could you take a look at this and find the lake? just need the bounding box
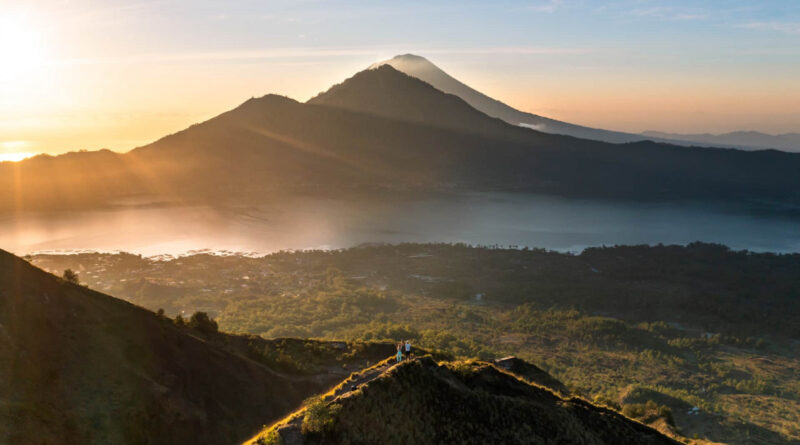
[2,193,799,256]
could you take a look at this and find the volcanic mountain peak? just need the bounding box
[371,54,663,144]
[368,53,444,76]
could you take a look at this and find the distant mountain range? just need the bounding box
[643,130,800,152]
[2,59,800,212]
[376,54,799,152]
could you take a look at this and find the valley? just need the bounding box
[30,243,800,444]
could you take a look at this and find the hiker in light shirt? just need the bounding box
[405,340,412,358]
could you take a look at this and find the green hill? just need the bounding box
[249,357,679,445]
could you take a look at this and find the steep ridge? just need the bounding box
[0,249,393,444]
[248,357,679,445]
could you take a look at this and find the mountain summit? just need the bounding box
[371,54,649,144]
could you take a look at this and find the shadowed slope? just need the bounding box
[0,249,392,444]
[494,356,570,396]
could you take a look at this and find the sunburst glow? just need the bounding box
[0,140,35,162]
[0,13,45,83]
[0,152,34,162]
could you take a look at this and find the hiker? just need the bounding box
[405,340,412,358]
[396,342,403,362]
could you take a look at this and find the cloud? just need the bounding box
[739,21,800,35]
[49,46,592,66]
[630,6,707,21]
[425,46,591,56]
[528,0,564,14]
[670,13,707,21]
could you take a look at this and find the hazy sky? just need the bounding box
[1,0,799,159]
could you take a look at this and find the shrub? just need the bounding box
[174,314,186,326]
[621,401,675,426]
[256,429,282,445]
[62,269,79,284]
[658,405,675,426]
[188,311,219,334]
[622,403,645,418]
[301,396,341,434]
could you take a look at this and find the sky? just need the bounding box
[1,0,799,159]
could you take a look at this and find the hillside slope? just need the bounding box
[0,249,393,444]
[250,357,679,445]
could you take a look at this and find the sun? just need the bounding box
[0,152,34,162]
[0,13,46,83]
[0,141,35,162]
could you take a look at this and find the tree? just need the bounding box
[188,311,219,334]
[62,269,79,284]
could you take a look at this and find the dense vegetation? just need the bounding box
[32,243,800,444]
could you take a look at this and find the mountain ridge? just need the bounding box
[643,130,800,152]
[249,356,681,445]
[3,62,800,211]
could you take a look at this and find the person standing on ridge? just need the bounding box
[396,342,403,363]
[405,340,412,358]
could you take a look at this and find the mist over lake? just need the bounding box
[3,193,798,256]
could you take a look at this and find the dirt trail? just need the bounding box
[323,357,400,401]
